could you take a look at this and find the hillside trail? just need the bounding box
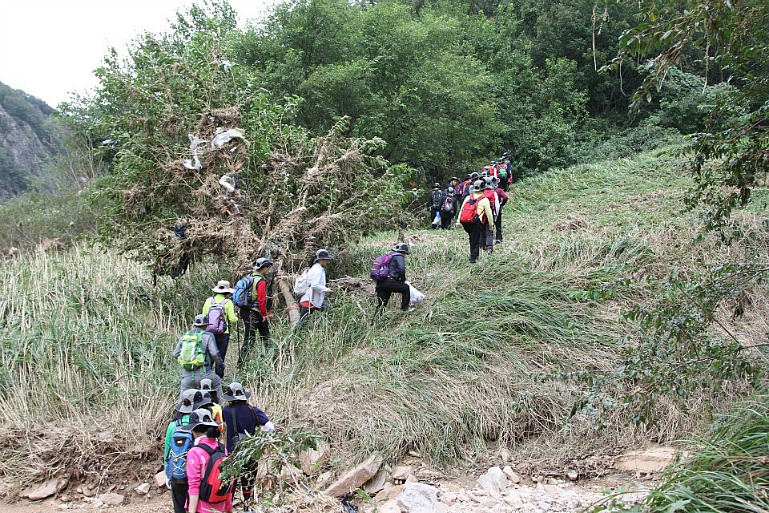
[3,452,662,513]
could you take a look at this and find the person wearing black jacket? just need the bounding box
[374,243,413,318]
[221,382,274,513]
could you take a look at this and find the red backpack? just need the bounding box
[459,196,482,224]
[197,443,234,503]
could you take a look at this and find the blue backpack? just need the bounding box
[232,275,254,307]
[167,420,194,480]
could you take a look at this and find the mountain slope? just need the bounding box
[0,81,60,198]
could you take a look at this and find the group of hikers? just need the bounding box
[427,155,514,263]
[160,153,515,511]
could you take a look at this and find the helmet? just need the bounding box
[432,182,440,189]
[473,179,484,190]
[393,242,410,255]
[253,257,273,269]
[315,249,333,260]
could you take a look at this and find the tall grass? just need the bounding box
[591,394,769,512]
[1,146,766,489]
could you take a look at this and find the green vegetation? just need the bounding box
[591,395,769,512]
[2,147,766,491]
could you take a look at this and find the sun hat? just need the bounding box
[314,249,333,261]
[473,179,484,191]
[199,378,213,392]
[212,280,234,294]
[176,389,198,414]
[222,382,252,402]
[432,182,440,189]
[252,257,273,270]
[184,408,221,432]
[393,242,410,255]
[192,390,214,410]
[193,314,210,327]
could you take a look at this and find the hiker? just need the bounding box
[456,179,494,263]
[221,382,274,511]
[298,249,333,327]
[492,177,509,244]
[482,178,500,253]
[238,258,272,366]
[202,280,239,379]
[428,183,445,228]
[184,409,233,513]
[174,314,223,401]
[441,186,456,229]
[164,389,196,513]
[193,386,223,430]
[374,242,412,317]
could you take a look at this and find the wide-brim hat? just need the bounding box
[193,390,214,410]
[176,389,198,414]
[314,249,333,261]
[222,382,252,401]
[212,280,234,294]
[193,314,211,327]
[184,408,221,432]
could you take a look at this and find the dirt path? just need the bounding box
[3,472,652,513]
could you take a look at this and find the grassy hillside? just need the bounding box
[1,146,767,491]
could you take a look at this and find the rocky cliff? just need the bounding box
[0,81,60,198]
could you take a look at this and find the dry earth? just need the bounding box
[4,448,672,513]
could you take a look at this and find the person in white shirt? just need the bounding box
[297,249,333,327]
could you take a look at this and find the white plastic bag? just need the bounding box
[432,210,441,226]
[408,282,426,306]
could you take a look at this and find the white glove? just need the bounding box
[262,421,275,433]
[165,478,172,490]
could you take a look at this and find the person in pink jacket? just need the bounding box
[185,409,233,513]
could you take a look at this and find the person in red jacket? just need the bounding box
[238,258,272,368]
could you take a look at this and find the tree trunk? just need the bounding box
[278,276,300,328]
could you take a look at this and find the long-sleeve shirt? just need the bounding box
[186,437,233,512]
[459,193,494,226]
[299,263,328,308]
[387,253,407,282]
[222,402,270,454]
[250,274,268,317]
[495,187,509,208]
[172,328,220,374]
[202,294,239,334]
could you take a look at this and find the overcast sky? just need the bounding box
[0,0,276,107]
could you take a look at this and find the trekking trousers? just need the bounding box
[213,333,230,378]
[374,278,411,316]
[239,307,269,366]
[462,219,484,262]
[170,478,188,513]
[494,206,503,242]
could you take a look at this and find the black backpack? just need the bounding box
[430,189,444,209]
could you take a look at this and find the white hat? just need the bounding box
[212,280,234,294]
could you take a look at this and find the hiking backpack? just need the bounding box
[177,331,205,370]
[232,275,255,307]
[205,298,228,335]
[430,189,444,209]
[442,195,455,213]
[459,196,481,225]
[198,443,235,503]
[293,268,310,296]
[168,423,194,480]
[370,252,395,282]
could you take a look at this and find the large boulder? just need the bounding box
[324,453,383,497]
[396,483,438,513]
[476,466,508,494]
